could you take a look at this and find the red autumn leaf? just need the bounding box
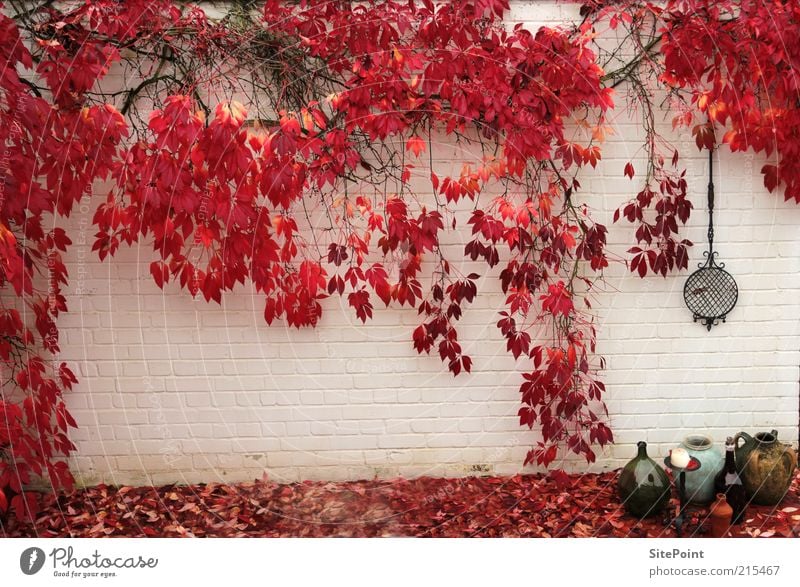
[150,261,169,289]
[298,260,326,297]
[762,164,779,193]
[405,135,426,157]
[540,282,574,317]
[623,162,635,179]
[347,289,373,323]
[327,243,348,266]
[691,123,715,151]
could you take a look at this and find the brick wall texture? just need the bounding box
[50,2,799,486]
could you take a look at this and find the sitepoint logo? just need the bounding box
[20,547,46,575]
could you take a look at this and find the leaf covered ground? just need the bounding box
[3,471,799,538]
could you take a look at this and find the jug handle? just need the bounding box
[782,446,798,472]
[734,431,753,451]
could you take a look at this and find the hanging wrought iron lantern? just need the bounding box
[683,146,738,331]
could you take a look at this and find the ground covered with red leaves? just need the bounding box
[3,471,799,538]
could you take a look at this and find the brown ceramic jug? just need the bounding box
[709,493,733,538]
[734,430,798,506]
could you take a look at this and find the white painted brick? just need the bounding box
[234,423,262,437]
[208,393,234,408]
[377,435,427,450]
[79,440,132,455]
[330,436,378,450]
[94,409,148,425]
[234,392,263,407]
[385,420,413,434]
[411,419,455,434]
[285,422,311,436]
[184,393,211,408]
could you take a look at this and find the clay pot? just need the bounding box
[618,441,671,518]
[709,493,733,538]
[734,430,798,505]
[681,434,724,504]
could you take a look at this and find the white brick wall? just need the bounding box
[51,1,800,486]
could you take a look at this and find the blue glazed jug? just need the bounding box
[681,434,724,504]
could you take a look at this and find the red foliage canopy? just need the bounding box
[1,0,799,519]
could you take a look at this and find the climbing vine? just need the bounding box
[2,0,799,519]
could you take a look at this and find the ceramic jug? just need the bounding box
[709,493,733,538]
[734,430,798,506]
[680,434,724,504]
[618,441,671,518]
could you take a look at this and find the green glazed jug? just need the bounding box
[618,441,671,518]
[734,430,798,506]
